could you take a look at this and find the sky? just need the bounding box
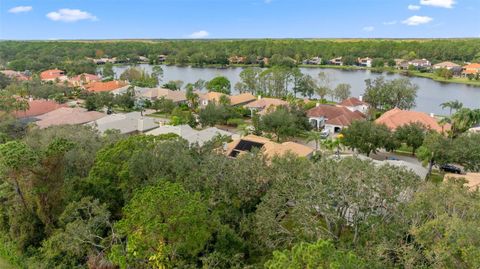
[0,0,479,40]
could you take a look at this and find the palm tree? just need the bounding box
[451,108,480,136]
[440,100,463,115]
[305,131,323,152]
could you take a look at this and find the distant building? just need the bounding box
[375,108,449,133]
[228,56,246,64]
[398,59,431,70]
[1,70,30,81]
[40,69,67,82]
[196,91,226,107]
[158,55,167,63]
[303,57,322,65]
[329,57,343,66]
[433,61,460,70]
[306,104,366,134]
[357,57,372,67]
[69,73,101,87]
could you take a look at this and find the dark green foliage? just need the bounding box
[341,121,395,156]
[206,76,231,94]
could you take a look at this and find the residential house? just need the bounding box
[462,63,480,77]
[137,87,188,103]
[329,57,343,66]
[158,55,167,63]
[92,57,117,65]
[69,73,101,87]
[13,99,67,119]
[375,108,449,132]
[197,91,226,107]
[146,124,238,146]
[88,111,158,134]
[398,59,431,70]
[1,70,29,81]
[469,125,480,133]
[433,61,461,70]
[138,56,149,63]
[225,135,313,159]
[228,56,246,64]
[35,107,105,129]
[85,80,130,95]
[306,104,366,134]
[303,57,322,65]
[40,69,67,82]
[229,92,257,106]
[245,96,288,116]
[357,57,372,67]
[444,173,480,191]
[338,97,369,114]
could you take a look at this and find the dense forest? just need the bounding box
[1,39,480,72]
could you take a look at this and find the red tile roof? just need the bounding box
[375,108,449,132]
[463,63,480,69]
[307,105,365,126]
[85,80,128,92]
[40,69,65,80]
[13,99,67,119]
[339,97,367,107]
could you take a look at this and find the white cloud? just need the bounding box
[188,30,209,38]
[408,5,421,10]
[402,15,433,26]
[46,9,97,22]
[420,0,455,8]
[8,6,32,14]
[383,21,397,25]
[362,26,375,32]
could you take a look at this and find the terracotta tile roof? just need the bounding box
[199,91,226,102]
[462,69,479,75]
[307,104,365,126]
[339,97,367,107]
[36,107,105,129]
[40,69,65,80]
[229,93,256,106]
[13,99,67,119]
[375,108,449,132]
[85,81,128,92]
[463,63,480,69]
[444,173,480,191]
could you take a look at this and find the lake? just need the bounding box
[112,64,480,115]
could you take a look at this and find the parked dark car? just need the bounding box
[440,164,462,174]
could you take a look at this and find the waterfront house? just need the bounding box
[433,61,461,70]
[398,59,431,70]
[357,57,372,67]
[303,57,322,65]
[228,56,246,64]
[329,57,343,66]
[462,63,480,77]
[306,104,365,134]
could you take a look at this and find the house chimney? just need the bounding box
[316,102,320,107]
[430,113,435,118]
[258,95,262,100]
[29,97,33,102]
[358,95,363,101]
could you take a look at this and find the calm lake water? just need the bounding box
[112,64,480,115]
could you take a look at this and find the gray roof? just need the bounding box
[146,124,237,146]
[89,112,158,134]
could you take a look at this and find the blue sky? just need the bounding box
[1,0,479,39]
